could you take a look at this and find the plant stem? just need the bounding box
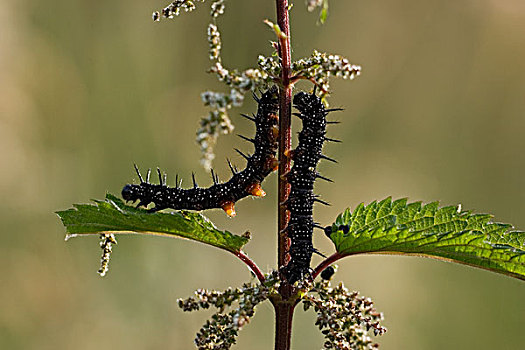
[275,0,294,349]
[276,0,292,279]
[272,297,296,350]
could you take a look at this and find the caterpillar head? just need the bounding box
[293,91,321,113]
[121,184,145,203]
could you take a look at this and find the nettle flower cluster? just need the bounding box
[304,279,386,350]
[178,272,279,349]
[98,233,117,277]
[178,271,385,350]
[154,0,359,170]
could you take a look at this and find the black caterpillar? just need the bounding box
[121,86,279,216]
[283,90,341,283]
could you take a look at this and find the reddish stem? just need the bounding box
[276,0,292,274]
[311,252,344,280]
[232,250,266,283]
[272,298,296,350]
[274,1,295,350]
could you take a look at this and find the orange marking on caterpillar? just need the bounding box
[264,156,279,172]
[270,126,280,142]
[221,201,236,217]
[247,183,266,197]
[284,149,295,160]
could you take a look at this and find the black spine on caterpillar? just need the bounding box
[284,90,335,283]
[121,86,279,217]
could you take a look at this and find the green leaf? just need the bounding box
[56,193,249,253]
[328,197,525,280]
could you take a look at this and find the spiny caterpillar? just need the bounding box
[283,90,341,283]
[122,86,279,217]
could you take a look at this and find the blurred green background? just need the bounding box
[1,0,524,349]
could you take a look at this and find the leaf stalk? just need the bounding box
[232,250,266,283]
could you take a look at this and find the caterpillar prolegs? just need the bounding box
[121,86,279,216]
[283,90,341,283]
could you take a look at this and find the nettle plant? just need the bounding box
[57,1,525,349]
